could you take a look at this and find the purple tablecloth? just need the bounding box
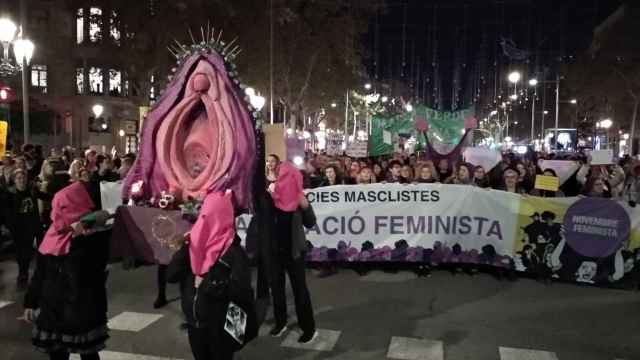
[110,206,193,265]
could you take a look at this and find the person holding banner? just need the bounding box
[583,176,612,198]
[473,166,490,188]
[415,164,439,183]
[261,162,318,344]
[319,165,345,187]
[500,167,527,194]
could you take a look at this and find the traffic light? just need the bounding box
[0,86,14,102]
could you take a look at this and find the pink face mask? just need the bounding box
[189,191,235,276]
[271,162,303,212]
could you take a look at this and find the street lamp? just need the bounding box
[92,104,104,118]
[0,17,35,144]
[381,96,388,103]
[364,83,372,90]
[600,118,612,129]
[570,99,577,104]
[244,87,256,97]
[250,94,266,111]
[508,71,521,84]
[118,129,125,137]
[330,102,337,108]
[405,103,413,112]
[528,78,538,86]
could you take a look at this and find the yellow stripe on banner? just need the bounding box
[0,121,8,158]
[514,196,570,253]
[628,229,640,251]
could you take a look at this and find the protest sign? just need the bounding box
[538,160,580,185]
[0,121,7,158]
[535,175,560,192]
[346,140,368,158]
[463,147,502,172]
[591,150,614,165]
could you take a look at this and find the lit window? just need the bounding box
[149,74,156,100]
[109,69,122,96]
[109,10,120,45]
[31,65,47,93]
[89,67,103,94]
[76,8,84,44]
[89,7,102,42]
[76,68,84,94]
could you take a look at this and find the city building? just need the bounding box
[0,0,145,153]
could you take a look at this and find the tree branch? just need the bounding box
[294,50,320,106]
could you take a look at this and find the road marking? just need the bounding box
[499,347,559,360]
[0,300,14,309]
[387,336,444,360]
[71,351,182,360]
[359,271,418,283]
[108,312,164,332]
[281,328,341,351]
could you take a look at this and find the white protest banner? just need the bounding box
[591,150,614,165]
[100,181,124,214]
[346,140,368,158]
[234,183,640,285]
[383,130,392,145]
[538,160,580,185]
[237,184,520,260]
[463,147,502,172]
[325,134,343,156]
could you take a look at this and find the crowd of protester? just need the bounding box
[2,143,640,287]
[0,144,135,289]
[291,149,640,279]
[297,150,640,202]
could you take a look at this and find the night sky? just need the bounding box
[365,0,623,111]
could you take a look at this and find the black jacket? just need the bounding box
[24,231,110,336]
[167,237,257,346]
[5,186,41,237]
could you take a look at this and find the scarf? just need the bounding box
[189,191,235,276]
[271,162,303,212]
[39,181,95,256]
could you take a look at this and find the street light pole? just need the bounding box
[531,86,536,142]
[20,0,30,145]
[269,0,274,125]
[344,90,349,136]
[554,75,560,150]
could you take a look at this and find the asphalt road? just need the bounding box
[0,259,639,360]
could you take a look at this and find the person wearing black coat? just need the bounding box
[255,189,318,343]
[167,235,256,360]
[6,169,41,289]
[21,180,109,360]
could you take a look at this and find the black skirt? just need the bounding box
[26,231,111,354]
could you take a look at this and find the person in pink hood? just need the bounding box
[256,160,318,344]
[21,178,110,360]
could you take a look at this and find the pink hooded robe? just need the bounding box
[271,162,303,212]
[39,182,95,256]
[189,191,235,276]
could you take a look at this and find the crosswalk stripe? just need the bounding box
[0,300,14,309]
[107,312,164,332]
[387,336,444,360]
[71,350,183,360]
[281,328,342,352]
[499,347,559,360]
